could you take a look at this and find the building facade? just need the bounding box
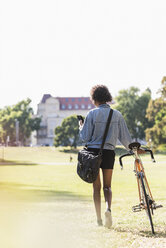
[36,94,94,146]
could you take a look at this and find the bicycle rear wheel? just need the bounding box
[139,172,155,234]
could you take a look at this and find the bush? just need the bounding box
[156,144,166,154]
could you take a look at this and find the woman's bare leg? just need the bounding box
[93,171,102,223]
[102,169,113,228]
[102,169,113,210]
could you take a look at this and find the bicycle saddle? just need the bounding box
[128,142,141,150]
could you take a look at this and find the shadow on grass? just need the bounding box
[139,230,166,238]
[155,150,166,155]
[114,226,166,238]
[61,147,166,156]
[60,148,79,154]
[115,147,127,156]
[115,146,166,156]
[0,159,38,166]
[0,182,90,202]
[60,146,128,156]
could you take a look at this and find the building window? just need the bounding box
[62,104,66,109]
[75,104,79,109]
[88,104,91,109]
[72,98,75,102]
[78,98,81,102]
[65,99,68,102]
[68,104,72,109]
[81,104,85,109]
[50,129,54,135]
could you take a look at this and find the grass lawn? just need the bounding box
[0,147,165,248]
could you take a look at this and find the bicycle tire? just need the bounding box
[139,172,155,234]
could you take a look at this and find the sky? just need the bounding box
[0,0,166,113]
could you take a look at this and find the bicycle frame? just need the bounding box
[132,148,154,205]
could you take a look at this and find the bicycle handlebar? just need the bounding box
[119,153,133,169]
[144,149,156,163]
[119,145,156,170]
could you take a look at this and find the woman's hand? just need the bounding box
[79,120,83,129]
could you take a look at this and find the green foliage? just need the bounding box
[0,125,5,143]
[54,115,80,148]
[159,76,166,98]
[145,77,166,147]
[0,98,41,145]
[156,144,166,154]
[115,87,151,139]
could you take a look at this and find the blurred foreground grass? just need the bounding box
[0,147,165,248]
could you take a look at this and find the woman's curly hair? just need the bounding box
[90,85,112,103]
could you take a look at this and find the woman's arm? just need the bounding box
[118,114,132,150]
[79,111,94,143]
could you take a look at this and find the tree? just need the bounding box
[0,98,41,145]
[145,77,166,147]
[160,76,166,98]
[115,87,151,140]
[0,125,5,144]
[54,115,79,148]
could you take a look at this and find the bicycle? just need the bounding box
[119,142,163,235]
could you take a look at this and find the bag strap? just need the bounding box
[98,108,113,155]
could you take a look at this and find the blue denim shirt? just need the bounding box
[79,104,132,150]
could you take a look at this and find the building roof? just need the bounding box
[57,97,95,110]
[40,94,95,110]
[41,94,52,103]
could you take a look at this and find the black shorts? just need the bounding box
[87,148,115,169]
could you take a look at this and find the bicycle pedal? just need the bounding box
[153,204,163,209]
[132,205,142,212]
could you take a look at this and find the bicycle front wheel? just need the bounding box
[140,172,155,234]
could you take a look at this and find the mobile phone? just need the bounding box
[77,115,84,123]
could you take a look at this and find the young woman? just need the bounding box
[79,85,132,228]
